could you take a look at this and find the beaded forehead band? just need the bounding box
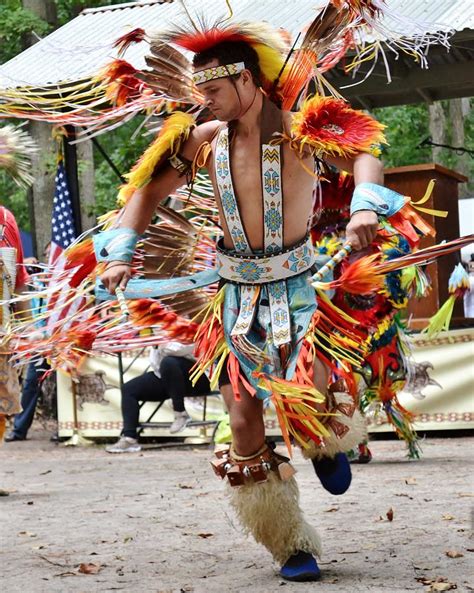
[192,61,245,86]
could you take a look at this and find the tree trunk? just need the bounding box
[449,98,470,198]
[21,0,57,258]
[76,138,96,232]
[428,101,446,164]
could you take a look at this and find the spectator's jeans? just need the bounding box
[122,355,210,438]
[12,362,46,438]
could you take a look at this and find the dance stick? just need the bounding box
[115,287,129,318]
[311,242,352,286]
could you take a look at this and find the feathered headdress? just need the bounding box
[135,19,296,108]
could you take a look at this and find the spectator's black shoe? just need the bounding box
[50,433,59,443]
[4,432,25,442]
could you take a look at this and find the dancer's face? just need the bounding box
[196,59,256,121]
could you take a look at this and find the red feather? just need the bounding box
[113,28,147,56]
[173,28,248,53]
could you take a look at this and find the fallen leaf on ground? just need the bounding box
[178,484,194,489]
[39,469,52,475]
[78,562,102,574]
[386,508,394,521]
[197,533,214,538]
[417,576,458,591]
[442,514,455,521]
[428,582,457,592]
[18,531,37,537]
[324,507,339,512]
[457,492,474,498]
[445,550,463,558]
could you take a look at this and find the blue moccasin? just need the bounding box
[312,452,352,495]
[279,550,321,582]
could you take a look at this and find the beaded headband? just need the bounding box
[192,61,245,85]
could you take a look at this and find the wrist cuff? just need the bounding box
[351,182,405,217]
[93,228,139,263]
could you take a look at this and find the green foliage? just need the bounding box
[0,0,129,228]
[0,1,51,64]
[373,103,432,168]
[0,171,31,230]
[374,100,473,193]
[93,117,151,217]
[56,0,126,26]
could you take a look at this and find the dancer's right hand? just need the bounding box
[101,261,132,294]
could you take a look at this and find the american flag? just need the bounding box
[46,159,84,332]
[49,160,76,265]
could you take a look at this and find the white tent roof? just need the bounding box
[1,0,472,89]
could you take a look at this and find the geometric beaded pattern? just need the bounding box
[261,143,291,346]
[214,128,251,254]
[193,62,245,86]
[214,127,258,337]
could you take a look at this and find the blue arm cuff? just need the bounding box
[93,228,139,263]
[350,183,405,217]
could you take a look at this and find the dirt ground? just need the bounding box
[0,429,473,593]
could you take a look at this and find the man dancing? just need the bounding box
[99,27,390,581]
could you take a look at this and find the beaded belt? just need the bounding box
[216,235,315,285]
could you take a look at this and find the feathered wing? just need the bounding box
[140,42,195,103]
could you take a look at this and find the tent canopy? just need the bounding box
[0,0,473,108]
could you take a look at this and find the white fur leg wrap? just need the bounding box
[228,471,321,565]
[301,392,368,461]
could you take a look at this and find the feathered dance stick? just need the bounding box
[311,242,386,294]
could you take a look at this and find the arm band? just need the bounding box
[168,153,193,178]
[93,228,139,263]
[350,183,405,217]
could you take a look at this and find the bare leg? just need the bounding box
[313,357,330,399]
[220,382,265,456]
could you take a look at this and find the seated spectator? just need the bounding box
[106,342,210,453]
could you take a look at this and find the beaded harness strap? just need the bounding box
[214,121,299,347]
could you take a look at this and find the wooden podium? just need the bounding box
[383,163,468,329]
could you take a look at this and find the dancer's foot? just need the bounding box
[355,443,372,464]
[312,452,352,495]
[279,551,321,582]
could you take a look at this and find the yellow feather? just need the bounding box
[251,43,286,86]
[117,111,196,206]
